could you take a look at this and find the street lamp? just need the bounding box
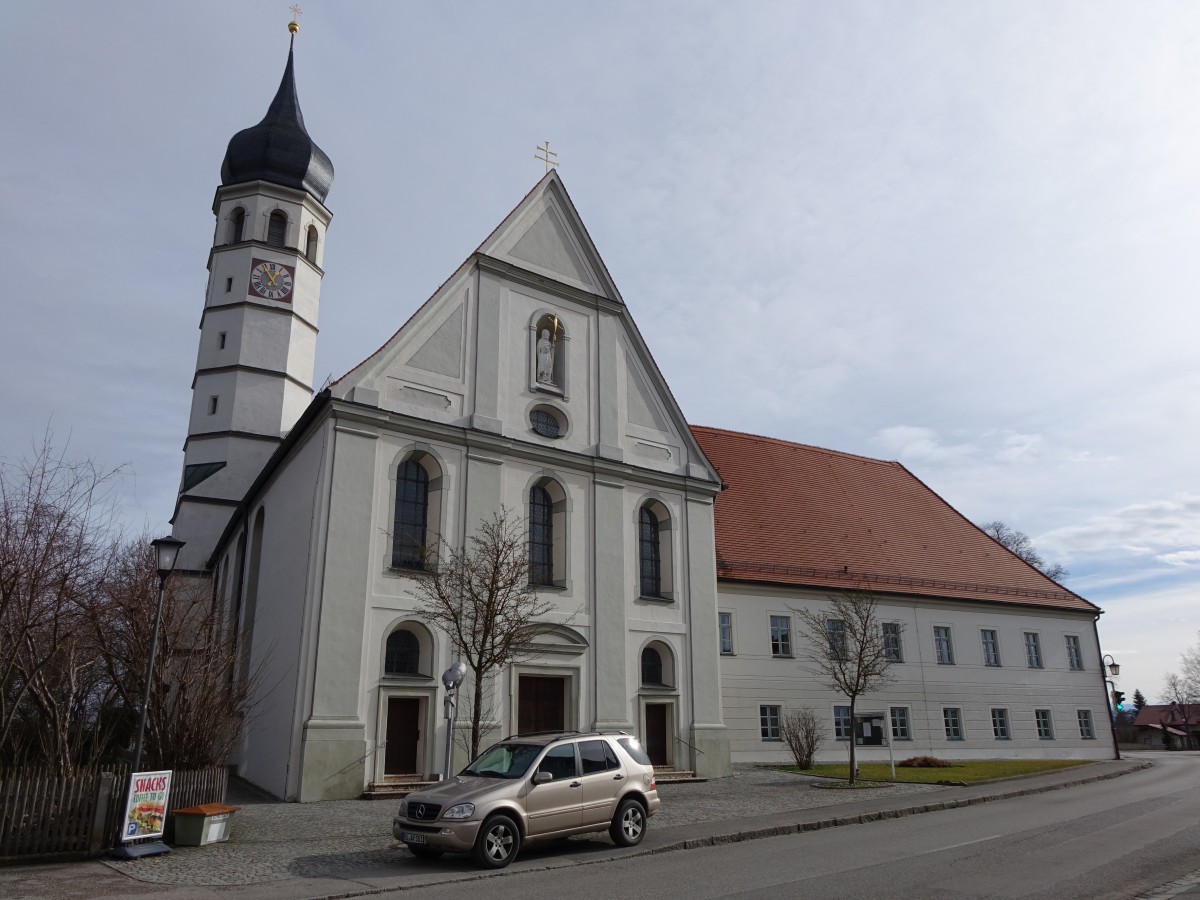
[1102,653,1121,762]
[441,662,467,780]
[111,535,183,859]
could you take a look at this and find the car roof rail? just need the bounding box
[500,729,587,741]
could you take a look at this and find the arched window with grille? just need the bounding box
[639,506,661,597]
[641,646,664,686]
[529,485,554,586]
[392,459,429,570]
[385,628,421,676]
[266,211,288,248]
[229,207,246,244]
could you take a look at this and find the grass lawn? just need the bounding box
[785,759,1092,784]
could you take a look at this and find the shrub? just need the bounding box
[781,708,823,768]
[898,755,952,768]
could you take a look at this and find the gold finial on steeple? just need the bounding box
[535,140,559,174]
[288,5,303,34]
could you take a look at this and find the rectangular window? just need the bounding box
[1065,635,1084,671]
[1025,632,1043,668]
[1077,709,1095,739]
[1036,709,1055,739]
[991,707,1010,740]
[834,705,852,740]
[825,618,847,660]
[943,707,964,740]
[760,705,781,741]
[225,276,233,292]
[207,395,218,415]
[883,622,903,662]
[719,612,734,655]
[218,331,227,350]
[981,629,1001,666]
[934,626,955,665]
[889,706,911,741]
[770,615,792,658]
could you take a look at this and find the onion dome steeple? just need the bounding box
[220,33,334,203]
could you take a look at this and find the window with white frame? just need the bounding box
[1035,708,1054,739]
[760,705,781,741]
[825,618,847,660]
[1077,709,1095,739]
[889,706,911,741]
[883,622,903,662]
[943,707,964,740]
[834,706,852,740]
[718,612,734,655]
[1024,632,1043,668]
[1065,635,1084,671]
[991,707,1010,739]
[981,629,1001,666]
[770,615,792,657]
[934,626,955,664]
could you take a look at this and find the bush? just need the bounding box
[898,755,952,768]
[781,708,823,768]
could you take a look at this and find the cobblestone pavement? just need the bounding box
[99,767,936,887]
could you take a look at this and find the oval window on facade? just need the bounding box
[530,406,564,439]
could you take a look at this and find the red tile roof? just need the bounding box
[1133,705,1200,728]
[690,425,1098,613]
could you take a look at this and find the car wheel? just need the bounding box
[473,814,521,869]
[407,844,444,860]
[609,797,646,847]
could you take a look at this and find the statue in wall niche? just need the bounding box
[536,328,556,385]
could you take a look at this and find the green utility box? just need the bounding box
[172,803,241,847]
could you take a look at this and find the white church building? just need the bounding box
[170,41,1114,802]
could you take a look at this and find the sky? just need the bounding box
[1,1,1197,703]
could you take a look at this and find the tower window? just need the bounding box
[218,332,227,350]
[229,207,245,244]
[306,225,319,263]
[225,277,233,293]
[207,396,218,415]
[267,211,288,248]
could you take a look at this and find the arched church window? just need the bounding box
[641,647,663,686]
[639,506,661,598]
[385,628,421,676]
[267,211,288,248]
[306,225,318,263]
[529,485,554,586]
[392,459,429,570]
[229,207,246,244]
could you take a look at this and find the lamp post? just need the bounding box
[441,662,467,781]
[110,535,183,859]
[1102,653,1121,761]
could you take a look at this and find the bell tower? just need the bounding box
[171,21,334,573]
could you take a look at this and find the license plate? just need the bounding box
[401,832,426,844]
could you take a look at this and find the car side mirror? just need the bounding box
[533,771,553,785]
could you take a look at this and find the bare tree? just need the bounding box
[780,708,823,769]
[978,520,1068,581]
[794,591,900,785]
[1181,630,1200,698]
[0,434,124,770]
[412,510,563,761]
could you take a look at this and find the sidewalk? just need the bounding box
[0,759,1150,900]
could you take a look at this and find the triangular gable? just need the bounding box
[476,171,622,302]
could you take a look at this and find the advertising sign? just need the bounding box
[120,770,173,842]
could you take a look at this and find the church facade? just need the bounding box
[171,44,1112,802]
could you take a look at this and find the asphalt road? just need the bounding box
[383,752,1200,900]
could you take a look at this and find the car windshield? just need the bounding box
[462,743,543,779]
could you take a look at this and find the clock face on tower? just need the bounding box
[248,259,295,301]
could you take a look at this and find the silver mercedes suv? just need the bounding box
[393,731,660,868]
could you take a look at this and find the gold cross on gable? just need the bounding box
[535,140,559,174]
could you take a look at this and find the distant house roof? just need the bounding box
[690,425,1097,613]
[1133,705,1200,728]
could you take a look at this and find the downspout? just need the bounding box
[1092,613,1120,761]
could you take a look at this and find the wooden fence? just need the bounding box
[0,765,227,861]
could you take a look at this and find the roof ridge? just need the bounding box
[689,424,900,467]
